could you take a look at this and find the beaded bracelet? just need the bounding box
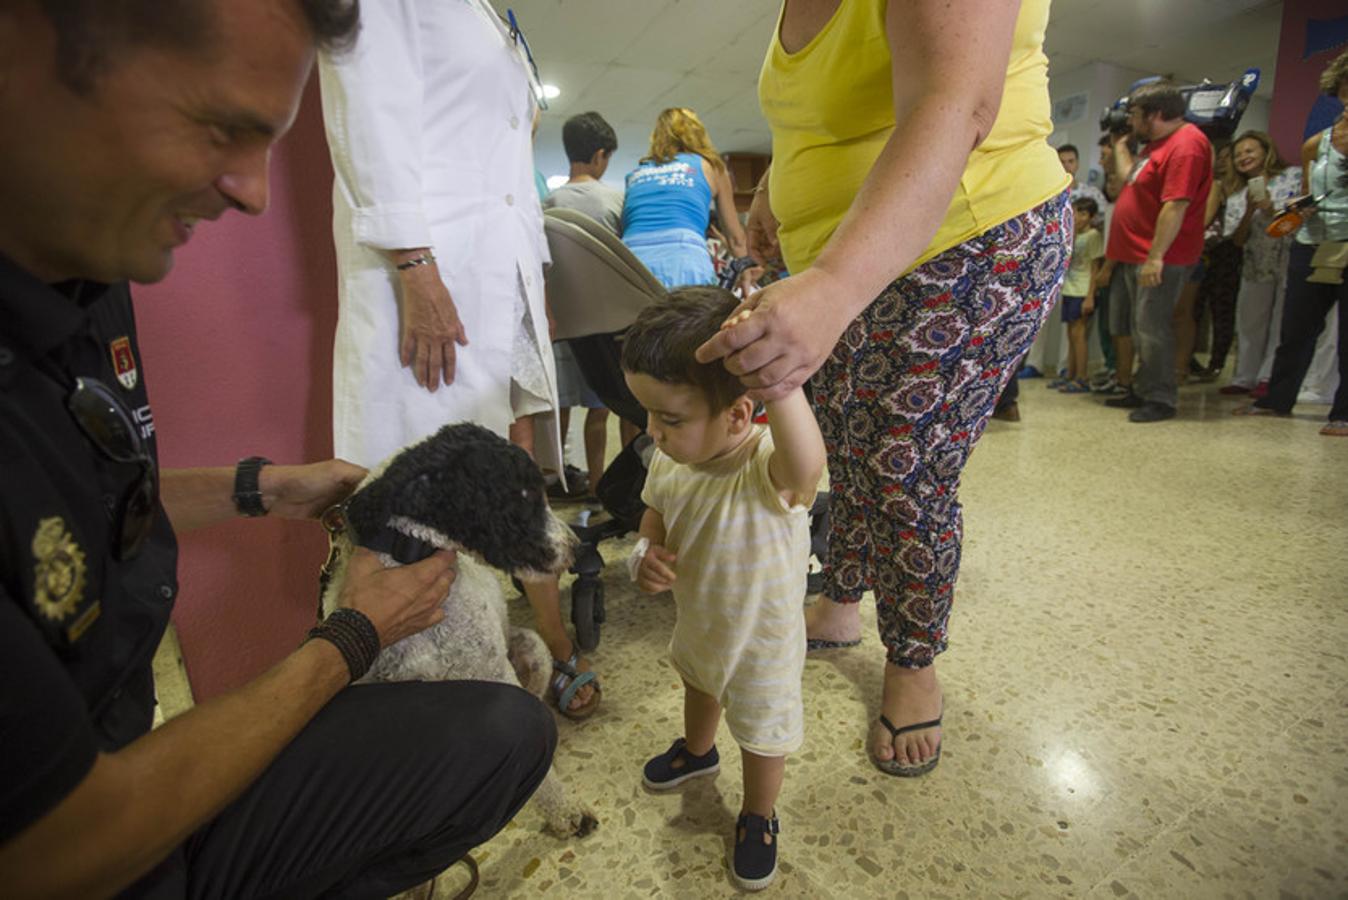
[307,608,381,682]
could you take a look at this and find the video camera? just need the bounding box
[1100,69,1261,142]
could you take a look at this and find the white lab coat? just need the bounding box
[319,0,558,469]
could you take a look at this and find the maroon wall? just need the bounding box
[1270,0,1348,165]
[133,76,339,699]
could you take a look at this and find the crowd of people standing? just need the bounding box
[1017,52,1347,437]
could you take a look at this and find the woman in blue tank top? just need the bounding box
[622,108,750,289]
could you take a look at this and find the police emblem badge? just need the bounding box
[110,335,138,390]
[31,516,88,624]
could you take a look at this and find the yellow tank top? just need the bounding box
[759,0,1070,275]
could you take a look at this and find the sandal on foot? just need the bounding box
[806,636,861,652]
[1321,420,1348,437]
[731,812,779,891]
[550,652,600,720]
[643,737,720,789]
[870,713,943,777]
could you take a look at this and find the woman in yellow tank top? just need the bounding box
[697,0,1072,783]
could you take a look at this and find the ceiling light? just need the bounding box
[542,83,561,100]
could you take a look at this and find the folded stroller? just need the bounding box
[543,207,662,650]
[543,207,830,650]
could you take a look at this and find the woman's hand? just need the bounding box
[395,259,469,392]
[745,183,781,265]
[260,460,367,520]
[696,267,852,402]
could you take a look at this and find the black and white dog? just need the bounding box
[321,423,597,838]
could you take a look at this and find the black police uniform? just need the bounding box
[0,255,178,841]
[0,254,555,898]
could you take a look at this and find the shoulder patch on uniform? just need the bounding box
[109,336,138,390]
[31,516,87,623]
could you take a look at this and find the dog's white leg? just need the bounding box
[507,627,551,699]
[532,768,598,839]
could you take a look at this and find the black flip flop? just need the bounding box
[870,713,943,777]
[805,637,861,652]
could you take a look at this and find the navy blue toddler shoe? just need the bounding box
[732,812,780,891]
[642,737,719,789]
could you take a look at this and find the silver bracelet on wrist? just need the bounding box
[395,251,436,271]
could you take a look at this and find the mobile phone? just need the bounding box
[1247,175,1268,204]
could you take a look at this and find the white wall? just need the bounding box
[1048,62,1273,177]
[1032,62,1270,375]
[1048,62,1156,190]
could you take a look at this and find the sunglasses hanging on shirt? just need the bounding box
[65,376,159,561]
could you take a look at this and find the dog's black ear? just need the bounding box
[344,479,390,548]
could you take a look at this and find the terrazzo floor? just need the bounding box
[159,375,1348,898]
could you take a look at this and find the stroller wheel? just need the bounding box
[594,581,606,624]
[572,578,601,651]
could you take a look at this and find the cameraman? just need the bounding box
[1102,81,1213,422]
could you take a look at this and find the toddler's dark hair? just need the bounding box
[621,286,746,411]
[562,112,618,164]
[1072,196,1099,219]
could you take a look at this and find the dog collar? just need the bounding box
[361,526,440,566]
[315,501,442,621]
[322,499,440,565]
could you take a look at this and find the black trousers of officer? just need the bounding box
[123,680,556,900]
[1256,241,1348,421]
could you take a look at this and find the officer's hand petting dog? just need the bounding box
[340,548,459,647]
[159,460,364,533]
[258,460,367,520]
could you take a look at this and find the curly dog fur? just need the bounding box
[321,423,596,838]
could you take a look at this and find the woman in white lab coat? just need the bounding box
[319,0,601,716]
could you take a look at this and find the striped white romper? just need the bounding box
[641,427,813,756]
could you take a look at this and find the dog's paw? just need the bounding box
[574,810,599,838]
[545,806,599,839]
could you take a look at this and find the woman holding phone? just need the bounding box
[1220,131,1307,394]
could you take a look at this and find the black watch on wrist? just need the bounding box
[233,456,272,517]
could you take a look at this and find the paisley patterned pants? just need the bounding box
[813,192,1072,667]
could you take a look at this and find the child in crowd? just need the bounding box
[622,287,825,892]
[543,111,625,236]
[1052,196,1105,393]
[542,111,627,496]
